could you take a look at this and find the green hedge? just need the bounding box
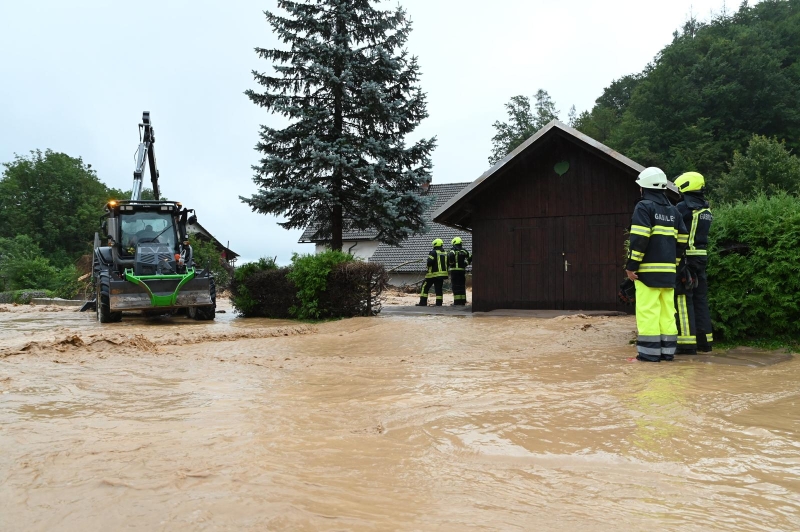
[708,193,800,340]
[0,289,53,304]
[231,251,388,319]
[230,257,278,316]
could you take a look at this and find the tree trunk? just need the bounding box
[331,203,343,251]
[331,9,346,252]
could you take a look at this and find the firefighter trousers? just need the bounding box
[419,277,444,306]
[634,280,678,362]
[675,287,697,352]
[450,271,467,305]
[693,267,713,351]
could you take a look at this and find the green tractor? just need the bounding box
[89,112,216,322]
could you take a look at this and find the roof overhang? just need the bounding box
[433,120,679,230]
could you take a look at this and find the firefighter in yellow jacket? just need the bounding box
[417,238,449,306]
[448,237,471,305]
[674,171,714,353]
[626,167,689,362]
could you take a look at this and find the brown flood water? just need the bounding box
[1,303,798,531]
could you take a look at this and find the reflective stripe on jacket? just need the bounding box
[626,190,689,288]
[677,193,712,257]
[426,248,449,278]
[448,247,472,271]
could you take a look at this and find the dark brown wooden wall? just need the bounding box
[471,133,640,312]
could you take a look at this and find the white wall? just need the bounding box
[314,240,379,261]
[388,272,426,287]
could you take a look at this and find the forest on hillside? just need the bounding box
[577,0,800,199]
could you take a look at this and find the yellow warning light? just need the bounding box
[108,200,118,207]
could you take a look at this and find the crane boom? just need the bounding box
[130,111,160,200]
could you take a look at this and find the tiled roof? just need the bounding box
[298,223,379,243]
[369,183,472,272]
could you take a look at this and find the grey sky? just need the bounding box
[0,0,742,264]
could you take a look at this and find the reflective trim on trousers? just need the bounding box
[678,336,697,345]
[661,335,677,356]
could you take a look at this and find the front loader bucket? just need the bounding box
[108,268,212,312]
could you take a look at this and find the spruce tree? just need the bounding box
[243,0,436,250]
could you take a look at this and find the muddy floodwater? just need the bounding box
[1,302,799,531]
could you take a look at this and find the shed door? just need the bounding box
[514,216,621,310]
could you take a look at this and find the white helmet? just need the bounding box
[636,167,668,189]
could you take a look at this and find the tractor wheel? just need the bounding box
[97,272,122,323]
[188,277,216,321]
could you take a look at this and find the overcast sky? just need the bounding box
[0,0,744,264]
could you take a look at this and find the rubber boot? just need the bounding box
[415,297,427,307]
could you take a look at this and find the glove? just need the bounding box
[677,264,696,291]
[618,278,636,305]
[687,265,699,289]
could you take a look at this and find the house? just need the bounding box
[187,220,239,266]
[298,182,472,286]
[433,120,679,312]
[369,182,472,286]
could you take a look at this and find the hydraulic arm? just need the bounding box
[131,111,160,201]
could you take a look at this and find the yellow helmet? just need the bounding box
[674,172,705,193]
[451,237,462,246]
[432,238,443,247]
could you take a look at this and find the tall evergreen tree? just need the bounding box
[243,0,436,250]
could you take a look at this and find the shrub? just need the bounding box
[287,250,354,320]
[230,257,278,315]
[241,267,298,319]
[189,234,231,288]
[322,261,389,317]
[230,252,388,319]
[0,289,53,304]
[708,193,800,340]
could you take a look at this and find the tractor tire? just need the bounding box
[97,273,122,323]
[188,277,216,321]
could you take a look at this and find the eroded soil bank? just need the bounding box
[1,303,798,531]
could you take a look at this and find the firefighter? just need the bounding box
[448,237,472,305]
[625,167,689,362]
[417,238,449,306]
[673,172,714,353]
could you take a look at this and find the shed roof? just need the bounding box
[434,120,679,230]
[368,182,472,273]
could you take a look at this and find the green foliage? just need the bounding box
[230,257,278,316]
[287,250,354,320]
[188,235,231,288]
[231,254,388,319]
[716,135,800,203]
[0,235,82,297]
[575,1,800,182]
[707,193,800,340]
[0,150,113,267]
[489,90,559,165]
[239,267,298,319]
[242,0,435,250]
[575,75,641,143]
[0,289,53,304]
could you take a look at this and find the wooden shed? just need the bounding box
[434,120,676,313]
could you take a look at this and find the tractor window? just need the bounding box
[120,212,176,253]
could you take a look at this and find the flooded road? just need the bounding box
[1,303,798,531]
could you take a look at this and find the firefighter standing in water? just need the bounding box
[448,237,472,305]
[626,167,689,362]
[673,172,714,353]
[417,238,448,306]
